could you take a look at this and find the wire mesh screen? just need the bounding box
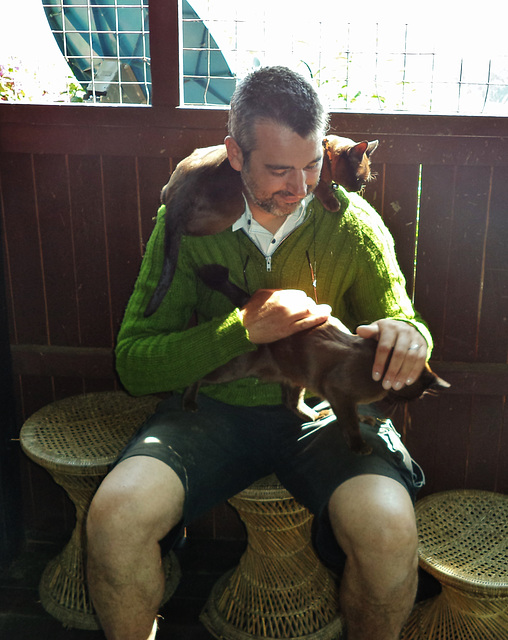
[42,0,151,105]
[39,0,508,113]
[180,1,508,115]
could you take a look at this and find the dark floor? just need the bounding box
[0,536,246,640]
[0,536,441,640]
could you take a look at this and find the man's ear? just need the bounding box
[224,136,244,172]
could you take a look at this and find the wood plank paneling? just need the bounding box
[68,155,114,348]
[137,155,172,244]
[378,163,420,296]
[0,0,505,546]
[441,166,491,362]
[496,404,508,493]
[33,154,79,347]
[414,165,456,359]
[17,375,54,428]
[2,107,507,541]
[101,156,145,332]
[3,108,507,160]
[465,395,506,490]
[477,165,508,364]
[0,154,47,344]
[408,394,472,495]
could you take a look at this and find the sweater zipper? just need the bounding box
[243,223,303,272]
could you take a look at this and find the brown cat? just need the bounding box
[144,136,378,316]
[314,136,378,211]
[183,264,449,455]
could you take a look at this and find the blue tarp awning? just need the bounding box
[42,0,236,104]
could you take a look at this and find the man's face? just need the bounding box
[229,121,323,221]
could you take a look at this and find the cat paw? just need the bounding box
[357,443,373,456]
[317,193,341,212]
[349,436,373,456]
[297,408,320,422]
[182,400,199,412]
[358,413,378,427]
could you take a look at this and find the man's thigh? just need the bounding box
[115,393,300,525]
[275,408,424,568]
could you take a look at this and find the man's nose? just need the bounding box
[286,169,307,197]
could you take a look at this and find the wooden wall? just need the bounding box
[0,0,507,543]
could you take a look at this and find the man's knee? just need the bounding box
[87,455,185,551]
[328,474,418,562]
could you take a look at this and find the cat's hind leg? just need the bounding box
[282,384,320,422]
[182,381,201,412]
[329,399,372,455]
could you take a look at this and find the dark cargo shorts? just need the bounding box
[115,393,425,568]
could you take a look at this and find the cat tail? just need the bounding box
[198,264,250,308]
[143,223,183,317]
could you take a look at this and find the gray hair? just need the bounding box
[228,66,329,160]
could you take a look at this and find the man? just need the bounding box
[87,66,431,640]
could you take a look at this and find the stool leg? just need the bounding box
[38,473,102,629]
[39,471,180,630]
[401,585,508,640]
[201,492,343,639]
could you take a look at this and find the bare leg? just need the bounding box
[86,456,185,640]
[328,475,418,640]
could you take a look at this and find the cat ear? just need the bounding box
[367,140,379,157]
[348,140,369,160]
[431,375,451,390]
[322,137,332,159]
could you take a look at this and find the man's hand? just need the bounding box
[356,319,427,390]
[240,289,331,344]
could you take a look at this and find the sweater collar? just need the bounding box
[232,194,314,255]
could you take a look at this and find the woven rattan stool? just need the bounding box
[401,490,508,640]
[200,474,343,639]
[20,390,181,630]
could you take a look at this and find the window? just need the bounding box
[42,0,151,104]
[181,0,235,106]
[180,1,508,116]
[4,0,507,113]
[40,0,237,105]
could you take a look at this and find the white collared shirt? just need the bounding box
[232,194,314,257]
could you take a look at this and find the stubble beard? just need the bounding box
[241,171,315,218]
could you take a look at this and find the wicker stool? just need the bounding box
[20,390,181,630]
[402,490,508,640]
[200,474,343,639]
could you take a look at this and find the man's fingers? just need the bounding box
[241,289,331,343]
[381,336,426,390]
[358,320,427,389]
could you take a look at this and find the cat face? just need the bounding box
[225,121,323,222]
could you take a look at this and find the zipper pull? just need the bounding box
[266,256,272,272]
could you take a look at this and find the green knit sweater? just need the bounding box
[115,188,433,405]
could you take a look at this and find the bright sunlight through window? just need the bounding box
[1,0,507,115]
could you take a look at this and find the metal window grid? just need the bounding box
[42,0,151,105]
[180,6,508,115]
[41,1,508,113]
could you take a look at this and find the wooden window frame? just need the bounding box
[1,0,507,161]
